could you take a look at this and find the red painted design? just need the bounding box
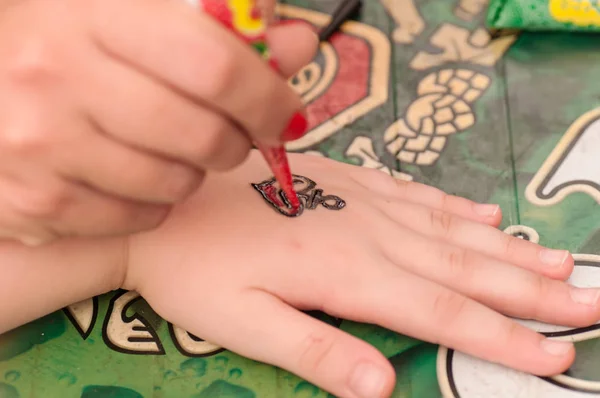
[280,19,371,130]
[307,33,370,129]
[251,175,346,217]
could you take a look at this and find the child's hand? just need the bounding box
[126,150,595,398]
[0,0,315,245]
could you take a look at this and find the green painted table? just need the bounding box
[1,0,599,397]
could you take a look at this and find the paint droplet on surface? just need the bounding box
[228,368,242,379]
[4,371,20,382]
[180,358,207,377]
[81,385,144,398]
[163,370,177,380]
[0,382,19,398]
[58,372,77,386]
[194,380,255,398]
[214,356,229,366]
[294,381,320,396]
[0,313,65,361]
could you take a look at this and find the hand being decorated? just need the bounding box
[121,150,593,398]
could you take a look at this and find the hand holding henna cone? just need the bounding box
[199,0,306,213]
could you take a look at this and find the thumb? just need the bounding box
[266,22,320,78]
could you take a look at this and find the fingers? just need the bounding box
[58,119,203,204]
[81,50,252,171]
[337,266,575,376]
[199,290,396,398]
[0,176,170,243]
[376,199,573,279]
[347,167,502,227]
[266,23,319,77]
[375,219,599,327]
[42,183,171,238]
[90,0,306,145]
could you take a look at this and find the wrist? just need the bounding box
[0,236,129,334]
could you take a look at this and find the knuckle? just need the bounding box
[352,167,395,192]
[431,290,469,328]
[162,167,204,201]
[317,280,348,315]
[193,122,229,162]
[6,37,61,86]
[15,187,69,218]
[528,275,550,317]
[440,246,471,278]
[429,209,455,237]
[216,141,251,170]
[367,167,392,184]
[0,119,51,156]
[198,46,237,100]
[296,330,337,374]
[503,234,520,256]
[425,186,446,206]
[437,191,450,210]
[392,174,410,190]
[498,320,522,348]
[127,205,170,233]
[388,174,412,196]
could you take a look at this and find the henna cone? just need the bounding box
[199,0,301,213]
[255,143,300,211]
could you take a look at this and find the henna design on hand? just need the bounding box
[251,175,346,217]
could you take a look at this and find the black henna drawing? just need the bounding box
[251,175,346,217]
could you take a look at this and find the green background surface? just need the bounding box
[487,0,600,31]
[1,0,599,397]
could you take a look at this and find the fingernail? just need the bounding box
[539,249,569,266]
[540,339,572,356]
[570,287,600,305]
[349,363,386,398]
[281,112,308,142]
[473,203,500,217]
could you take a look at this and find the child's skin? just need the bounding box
[2,150,597,398]
[0,0,315,245]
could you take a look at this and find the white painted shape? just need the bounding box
[66,298,95,335]
[105,291,162,353]
[543,118,600,196]
[450,352,600,398]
